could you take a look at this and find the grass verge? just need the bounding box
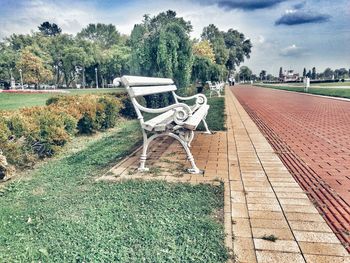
[0,120,228,262]
[255,84,350,99]
[0,88,124,110]
[198,96,226,131]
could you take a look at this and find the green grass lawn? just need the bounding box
[0,120,228,262]
[198,96,225,131]
[255,84,350,99]
[0,88,125,110]
[314,82,350,87]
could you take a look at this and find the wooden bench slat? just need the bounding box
[142,110,174,131]
[121,75,174,86]
[129,85,177,97]
[184,104,210,130]
[142,105,199,132]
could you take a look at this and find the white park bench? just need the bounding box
[118,75,211,174]
[207,81,225,97]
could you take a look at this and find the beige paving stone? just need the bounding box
[234,248,257,263]
[250,219,289,229]
[249,211,285,220]
[270,182,300,187]
[303,254,349,263]
[232,218,252,238]
[268,177,297,182]
[252,227,294,240]
[285,212,325,222]
[256,251,305,263]
[293,231,341,243]
[247,203,282,212]
[299,242,349,256]
[281,204,319,214]
[245,192,276,198]
[246,197,279,204]
[243,181,270,187]
[289,221,333,232]
[231,203,249,218]
[279,198,313,206]
[275,192,309,199]
[274,187,305,193]
[231,191,246,203]
[244,186,274,192]
[254,238,300,253]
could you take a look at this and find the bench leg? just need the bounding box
[169,133,202,174]
[202,116,211,134]
[138,131,155,172]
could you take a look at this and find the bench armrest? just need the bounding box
[174,93,208,106]
[132,98,192,125]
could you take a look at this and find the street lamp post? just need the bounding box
[19,69,24,89]
[82,67,86,89]
[95,67,99,89]
[10,69,15,89]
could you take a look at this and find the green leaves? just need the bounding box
[130,10,193,92]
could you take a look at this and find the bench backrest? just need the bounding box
[121,75,177,98]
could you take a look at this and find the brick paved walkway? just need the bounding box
[232,86,350,251]
[99,87,349,262]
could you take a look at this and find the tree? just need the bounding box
[334,68,347,79]
[259,70,266,80]
[201,25,252,72]
[130,10,193,92]
[201,24,228,66]
[239,66,252,82]
[323,68,333,79]
[306,70,312,78]
[303,68,306,77]
[77,23,121,49]
[311,67,316,79]
[16,47,53,86]
[279,67,283,78]
[192,40,215,63]
[223,29,252,71]
[0,43,17,82]
[38,22,62,36]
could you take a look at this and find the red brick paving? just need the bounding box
[232,86,350,251]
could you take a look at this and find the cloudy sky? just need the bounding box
[0,0,349,75]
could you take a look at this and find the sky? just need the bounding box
[0,0,349,75]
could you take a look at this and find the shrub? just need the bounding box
[0,93,123,170]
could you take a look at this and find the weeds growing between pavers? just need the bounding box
[0,120,228,262]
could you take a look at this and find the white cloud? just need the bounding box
[279,44,305,57]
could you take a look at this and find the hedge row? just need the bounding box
[0,94,133,176]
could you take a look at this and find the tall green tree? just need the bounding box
[259,70,266,80]
[201,24,228,66]
[311,67,316,79]
[323,68,333,79]
[77,23,121,49]
[201,25,252,72]
[16,47,53,87]
[38,22,62,36]
[239,66,252,81]
[303,68,307,77]
[223,29,252,71]
[130,10,193,91]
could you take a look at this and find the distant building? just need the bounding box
[280,70,300,82]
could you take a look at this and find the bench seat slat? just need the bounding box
[129,85,177,97]
[142,105,199,132]
[184,104,210,130]
[122,75,174,86]
[142,110,174,131]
